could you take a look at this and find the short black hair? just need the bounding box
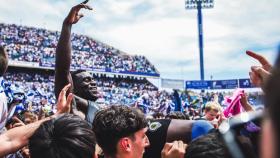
[165,111,190,120]
[92,105,148,157]
[152,112,164,119]
[185,130,231,158]
[71,69,87,81]
[29,114,96,158]
[0,46,8,76]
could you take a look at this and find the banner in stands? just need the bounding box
[239,78,254,88]
[161,79,184,89]
[186,79,250,89]
[211,79,238,89]
[185,80,212,89]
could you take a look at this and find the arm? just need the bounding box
[0,84,73,157]
[54,0,92,98]
[0,116,53,157]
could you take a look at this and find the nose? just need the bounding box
[90,80,97,86]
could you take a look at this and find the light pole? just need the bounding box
[185,0,214,81]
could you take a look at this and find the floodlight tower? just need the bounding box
[185,0,214,81]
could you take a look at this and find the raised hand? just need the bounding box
[64,0,93,25]
[56,84,73,114]
[246,50,271,89]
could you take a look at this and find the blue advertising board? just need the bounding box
[185,80,212,89]
[211,79,238,89]
[239,79,254,88]
[186,79,240,89]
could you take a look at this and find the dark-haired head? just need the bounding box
[29,114,96,158]
[92,105,149,157]
[185,130,231,158]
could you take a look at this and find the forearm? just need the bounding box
[0,115,56,157]
[243,102,254,112]
[55,22,73,98]
[56,22,72,72]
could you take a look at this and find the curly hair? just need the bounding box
[92,105,148,157]
[29,114,96,158]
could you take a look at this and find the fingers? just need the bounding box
[12,116,24,124]
[58,83,71,100]
[171,140,187,157]
[77,3,93,10]
[66,93,74,113]
[162,143,173,153]
[62,83,71,91]
[251,66,270,78]
[246,50,272,71]
[246,50,269,66]
[81,0,89,4]
[13,122,25,128]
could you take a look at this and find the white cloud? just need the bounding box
[0,0,279,80]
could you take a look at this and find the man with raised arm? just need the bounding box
[55,0,100,123]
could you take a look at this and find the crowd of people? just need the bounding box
[1,70,263,118]
[0,1,279,158]
[0,23,158,75]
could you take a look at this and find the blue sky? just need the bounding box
[0,0,279,80]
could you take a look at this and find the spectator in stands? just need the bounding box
[55,1,100,124]
[92,105,150,158]
[0,46,9,133]
[29,114,97,158]
[165,111,190,120]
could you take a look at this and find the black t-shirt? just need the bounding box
[144,119,171,158]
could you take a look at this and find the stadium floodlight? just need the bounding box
[185,0,214,9]
[185,0,214,81]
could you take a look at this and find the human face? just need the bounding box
[74,71,98,101]
[131,128,150,158]
[205,109,218,121]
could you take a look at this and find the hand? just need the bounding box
[240,93,254,112]
[64,0,93,25]
[56,84,73,114]
[246,50,271,88]
[161,141,187,158]
[217,112,226,126]
[12,116,25,128]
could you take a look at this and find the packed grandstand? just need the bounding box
[0,22,263,117]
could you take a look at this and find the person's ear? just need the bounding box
[119,137,132,152]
